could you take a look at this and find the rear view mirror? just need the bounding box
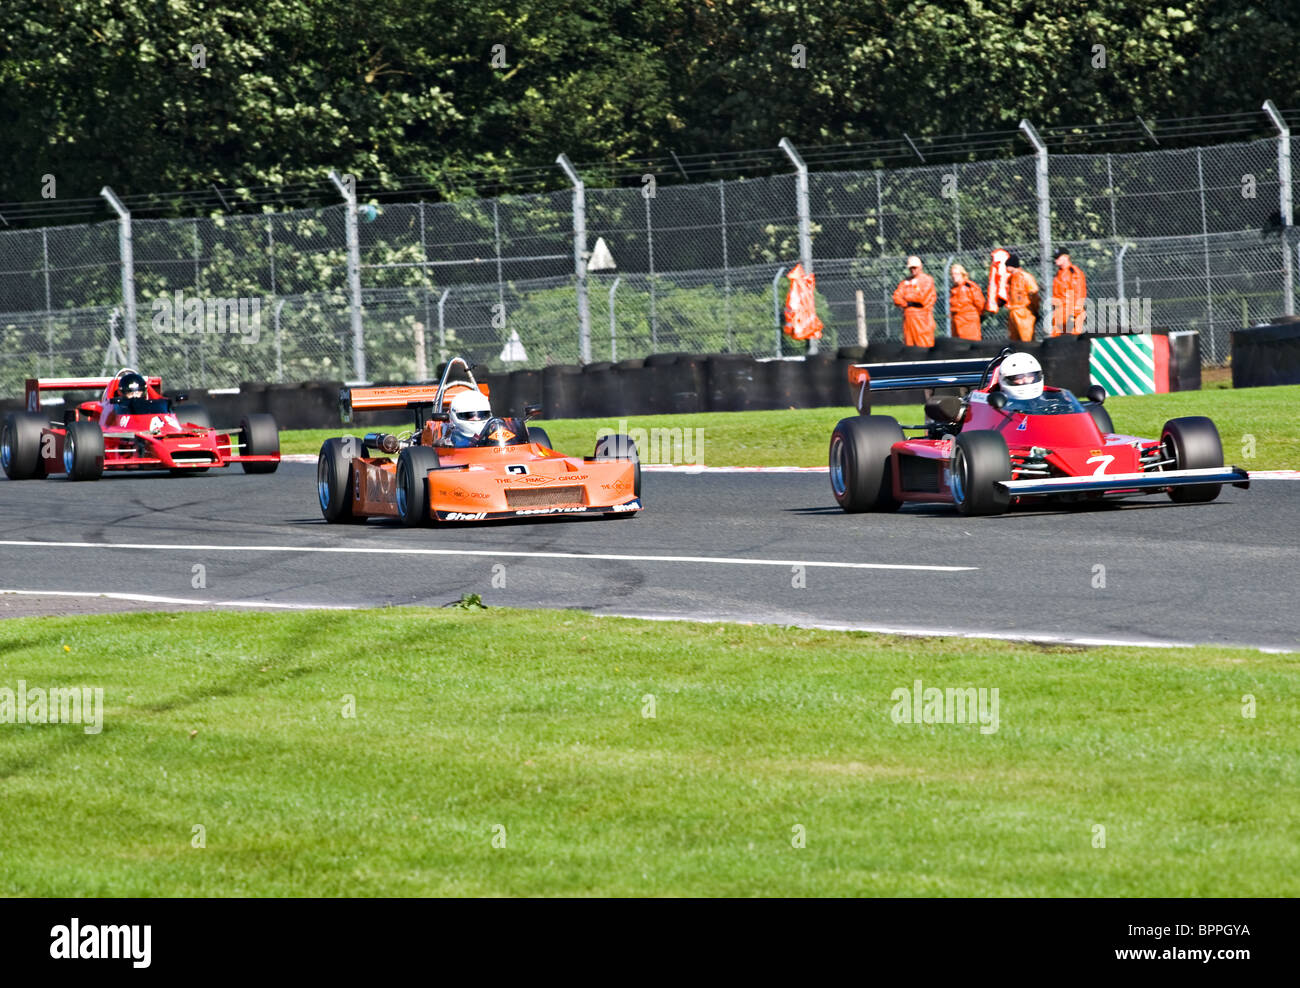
[988,391,1008,411]
[338,388,353,425]
[1086,385,1106,405]
[524,403,542,419]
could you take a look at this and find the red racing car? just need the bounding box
[2,370,280,481]
[830,348,1249,515]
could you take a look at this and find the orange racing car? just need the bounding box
[317,358,642,525]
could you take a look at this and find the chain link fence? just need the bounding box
[1,137,1295,397]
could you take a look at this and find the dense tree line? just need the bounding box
[1,0,1297,217]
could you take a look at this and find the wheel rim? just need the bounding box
[829,436,847,497]
[317,458,331,511]
[63,434,75,474]
[951,449,967,504]
[1,429,11,471]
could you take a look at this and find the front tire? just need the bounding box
[396,446,441,526]
[318,437,364,523]
[1086,402,1114,436]
[1162,416,1223,503]
[951,430,1011,516]
[594,433,641,498]
[2,411,48,480]
[240,414,280,474]
[63,421,105,481]
[829,415,902,512]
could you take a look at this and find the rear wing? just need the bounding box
[339,381,490,423]
[848,358,987,414]
[24,376,161,412]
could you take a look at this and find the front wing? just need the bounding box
[998,466,1250,497]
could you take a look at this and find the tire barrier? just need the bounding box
[0,341,1106,426]
[705,354,761,411]
[542,364,584,420]
[1232,322,1300,387]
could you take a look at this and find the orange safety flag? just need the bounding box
[782,263,824,341]
[986,248,1010,312]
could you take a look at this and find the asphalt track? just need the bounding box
[0,463,1296,650]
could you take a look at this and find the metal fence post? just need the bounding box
[772,265,785,357]
[779,137,817,353]
[609,275,621,361]
[941,254,955,334]
[193,218,205,387]
[1195,148,1216,360]
[99,186,137,367]
[719,180,732,349]
[1263,100,1294,316]
[1116,243,1130,332]
[952,165,962,253]
[41,228,53,374]
[493,198,506,331]
[645,190,657,349]
[1106,154,1118,240]
[419,202,432,360]
[437,288,450,363]
[875,170,885,251]
[274,299,285,383]
[556,154,592,364]
[1019,120,1052,330]
[328,170,366,381]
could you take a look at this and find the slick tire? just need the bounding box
[63,420,105,481]
[1161,416,1223,504]
[318,437,364,523]
[176,403,213,431]
[2,411,48,480]
[527,426,553,450]
[396,446,441,526]
[1086,402,1114,436]
[594,433,641,498]
[240,413,280,474]
[952,430,1011,516]
[829,415,902,512]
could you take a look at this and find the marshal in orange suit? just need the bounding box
[949,264,986,340]
[1051,248,1088,335]
[892,255,938,348]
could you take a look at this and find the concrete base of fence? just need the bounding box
[1233,321,1300,387]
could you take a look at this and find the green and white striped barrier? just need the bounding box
[1090,334,1156,395]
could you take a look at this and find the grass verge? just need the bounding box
[1,608,1296,896]
[277,385,1300,470]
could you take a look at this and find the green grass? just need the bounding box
[2,608,1297,897]
[278,384,1300,470]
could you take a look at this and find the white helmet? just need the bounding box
[448,389,492,441]
[998,352,1044,401]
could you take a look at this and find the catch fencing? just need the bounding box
[0,128,1295,396]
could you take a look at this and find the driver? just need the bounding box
[997,352,1044,401]
[446,389,492,447]
[116,371,148,405]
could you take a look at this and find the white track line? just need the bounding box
[0,588,350,610]
[279,454,1298,477]
[0,539,975,573]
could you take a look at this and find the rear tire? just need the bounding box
[1,411,48,480]
[527,425,553,450]
[239,414,280,474]
[828,415,902,512]
[175,403,212,431]
[951,430,1011,516]
[396,446,441,526]
[1086,402,1114,436]
[63,421,105,481]
[318,437,364,523]
[593,433,641,498]
[1162,416,1223,503]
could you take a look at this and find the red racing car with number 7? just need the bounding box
[829,348,1249,515]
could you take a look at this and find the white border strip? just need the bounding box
[0,540,976,573]
[0,588,349,610]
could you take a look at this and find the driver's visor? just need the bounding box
[1004,371,1042,386]
[458,410,491,421]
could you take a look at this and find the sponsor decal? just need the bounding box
[1016,418,1028,431]
[970,391,988,404]
[601,481,631,491]
[487,427,516,442]
[610,500,640,512]
[514,506,588,516]
[445,511,487,521]
[505,464,529,475]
